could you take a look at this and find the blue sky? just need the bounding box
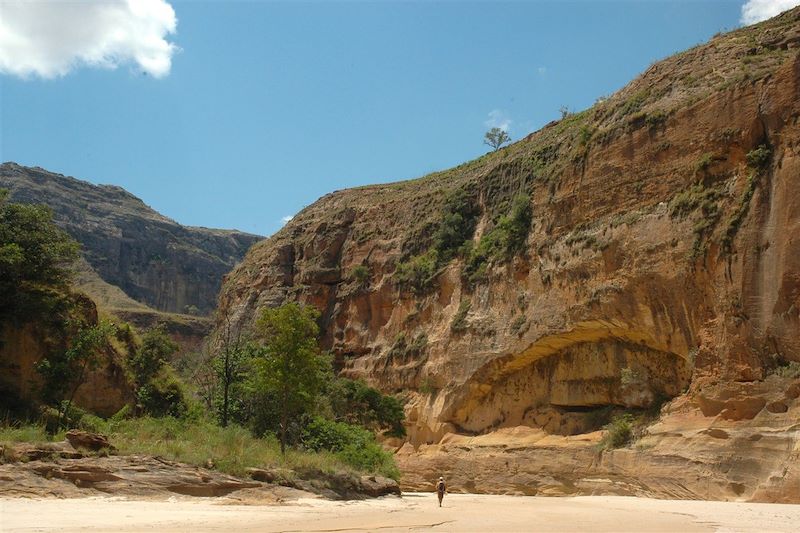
[0,0,784,236]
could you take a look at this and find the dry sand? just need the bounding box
[2,493,800,532]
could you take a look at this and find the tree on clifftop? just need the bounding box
[484,127,511,151]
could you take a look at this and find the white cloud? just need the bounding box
[0,0,178,79]
[485,109,512,132]
[741,0,800,25]
[280,215,294,225]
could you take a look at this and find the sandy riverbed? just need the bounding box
[2,493,800,532]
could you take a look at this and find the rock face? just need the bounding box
[0,441,399,501]
[0,446,263,499]
[216,10,800,501]
[0,296,133,417]
[0,163,262,316]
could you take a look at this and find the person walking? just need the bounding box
[436,476,446,507]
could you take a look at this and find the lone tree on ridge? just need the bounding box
[484,127,511,151]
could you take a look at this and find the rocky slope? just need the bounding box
[216,9,800,502]
[0,163,262,317]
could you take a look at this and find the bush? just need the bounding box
[394,187,480,292]
[771,360,800,379]
[450,301,471,332]
[746,145,771,170]
[136,366,193,419]
[301,417,399,479]
[326,378,405,438]
[695,152,715,173]
[600,414,634,449]
[462,194,532,285]
[394,249,439,293]
[351,265,369,284]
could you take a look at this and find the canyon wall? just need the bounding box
[0,164,262,316]
[217,10,800,501]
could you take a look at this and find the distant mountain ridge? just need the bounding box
[0,162,263,317]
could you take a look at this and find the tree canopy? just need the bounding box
[484,127,511,151]
[0,189,79,320]
[253,302,330,453]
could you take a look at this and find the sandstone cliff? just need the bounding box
[217,9,800,501]
[0,163,262,316]
[0,295,132,418]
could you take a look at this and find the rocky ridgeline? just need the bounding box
[0,163,262,316]
[215,8,800,501]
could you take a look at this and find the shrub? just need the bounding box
[301,417,399,479]
[450,301,471,332]
[771,360,800,379]
[746,145,771,170]
[326,378,405,438]
[136,366,193,419]
[600,414,634,449]
[394,249,439,293]
[644,110,668,129]
[351,265,369,284]
[462,194,532,285]
[578,125,594,146]
[418,376,436,395]
[510,315,527,336]
[695,152,715,173]
[721,173,759,256]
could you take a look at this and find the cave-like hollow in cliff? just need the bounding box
[451,334,692,437]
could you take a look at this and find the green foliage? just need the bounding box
[126,325,191,418]
[695,152,716,173]
[418,376,436,395]
[771,360,800,379]
[669,183,709,219]
[252,302,330,453]
[395,188,481,293]
[721,173,759,256]
[386,332,427,364]
[510,315,527,336]
[619,367,642,387]
[450,300,471,332]
[213,340,256,427]
[35,319,117,430]
[394,249,439,293]
[433,188,480,260]
[600,414,634,449]
[578,125,594,146]
[618,89,649,117]
[484,127,511,151]
[36,320,114,405]
[669,182,724,257]
[745,145,771,170]
[301,417,399,479]
[0,190,79,320]
[644,110,668,129]
[463,194,532,285]
[326,378,405,438]
[350,264,369,284]
[129,325,178,386]
[136,366,193,419]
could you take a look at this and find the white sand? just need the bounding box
[2,493,800,532]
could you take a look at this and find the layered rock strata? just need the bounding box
[216,9,800,501]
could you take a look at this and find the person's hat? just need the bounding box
[439,476,444,480]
